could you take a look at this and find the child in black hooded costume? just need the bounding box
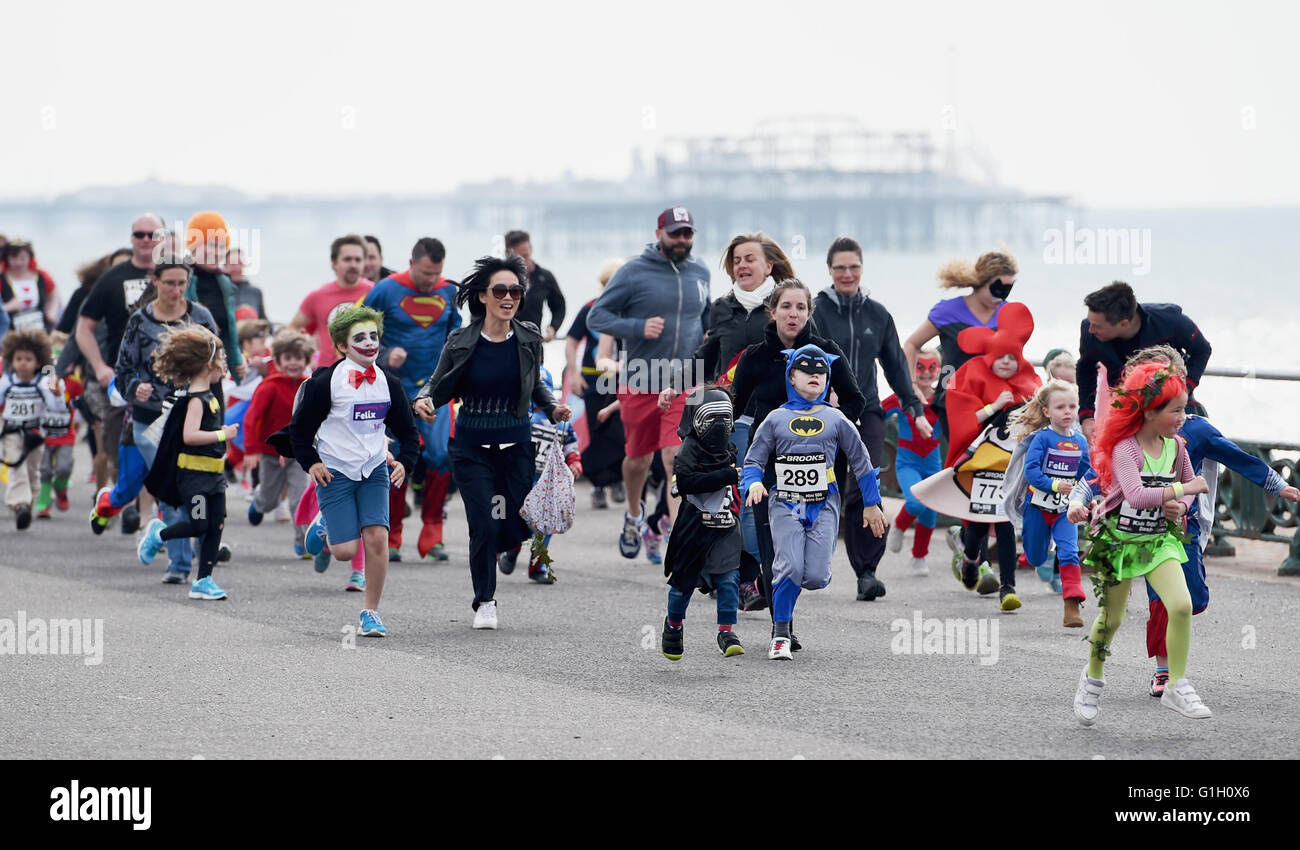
[660,383,745,660]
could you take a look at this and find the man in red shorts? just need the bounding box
[587,207,712,561]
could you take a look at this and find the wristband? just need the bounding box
[217,431,227,443]
[1172,481,1184,499]
[982,404,994,417]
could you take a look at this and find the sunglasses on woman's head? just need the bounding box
[489,284,525,299]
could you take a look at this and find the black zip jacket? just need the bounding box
[695,292,770,382]
[724,322,867,438]
[516,264,566,333]
[1076,302,1212,421]
[812,287,924,421]
[414,318,557,421]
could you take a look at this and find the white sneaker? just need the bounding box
[1073,666,1104,726]
[473,600,498,630]
[768,636,793,660]
[273,499,291,523]
[945,524,963,554]
[1161,678,1212,719]
[887,524,905,553]
[909,556,929,576]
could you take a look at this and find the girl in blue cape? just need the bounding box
[743,344,886,660]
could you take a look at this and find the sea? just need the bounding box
[4,203,1298,445]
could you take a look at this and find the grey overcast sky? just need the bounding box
[3,0,1296,207]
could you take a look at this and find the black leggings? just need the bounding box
[162,491,226,579]
[963,520,1017,589]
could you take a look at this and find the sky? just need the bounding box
[3,0,1298,207]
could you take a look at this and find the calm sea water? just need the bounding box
[5,204,1298,442]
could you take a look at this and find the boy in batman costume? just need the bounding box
[659,384,745,660]
[743,345,886,660]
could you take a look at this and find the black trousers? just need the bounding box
[449,440,534,611]
[162,489,226,580]
[833,412,887,580]
[963,520,1018,589]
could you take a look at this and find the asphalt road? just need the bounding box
[2,446,1296,759]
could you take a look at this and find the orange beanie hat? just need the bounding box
[186,211,229,252]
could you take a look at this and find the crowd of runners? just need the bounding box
[2,205,1296,727]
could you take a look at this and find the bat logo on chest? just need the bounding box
[788,416,825,437]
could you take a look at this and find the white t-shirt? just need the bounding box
[314,358,391,481]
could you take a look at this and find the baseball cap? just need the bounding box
[657,206,695,234]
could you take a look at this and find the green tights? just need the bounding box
[1087,559,1192,681]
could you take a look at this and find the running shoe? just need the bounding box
[425,543,449,563]
[55,489,69,511]
[347,571,366,592]
[1050,574,1063,594]
[120,503,140,534]
[217,543,232,563]
[273,501,291,523]
[294,542,310,560]
[313,549,331,573]
[89,486,115,535]
[36,506,52,520]
[739,580,768,612]
[610,482,626,503]
[15,506,32,530]
[951,551,964,583]
[618,512,642,559]
[1073,667,1104,727]
[528,565,557,584]
[886,524,905,553]
[910,556,929,576]
[945,524,962,554]
[358,608,387,637]
[498,547,520,575]
[1035,563,1054,584]
[661,618,683,660]
[189,576,228,601]
[642,525,664,565]
[591,486,608,510]
[960,557,979,591]
[137,518,166,565]
[1161,678,1211,719]
[999,587,1022,612]
[1149,671,1170,698]
[161,568,188,584]
[1018,552,1032,570]
[789,621,802,653]
[417,524,443,560]
[247,502,264,526]
[472,600,498,630]
[717,630,744,657]
[975,563,999,595]
[388,547,402,562]
[856,572,886,601]
[304,512,327,556]
[768,636,793,660]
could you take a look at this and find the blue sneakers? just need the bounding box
[347,570,366,592]
[189,576,228,600]
[304,512,327,556]
[358,609,387,637]
[294,542,311,560]
[248,502,264,526]
[1035,564,1055,584]
[137,519,167,565]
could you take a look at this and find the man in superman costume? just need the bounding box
[364,237,461,561]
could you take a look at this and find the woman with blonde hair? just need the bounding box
[902,250,1018,440]
[566,259,628,509]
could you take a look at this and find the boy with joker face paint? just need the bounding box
[277,306,422,636]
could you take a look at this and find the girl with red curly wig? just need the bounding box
[1071,361,1212,727]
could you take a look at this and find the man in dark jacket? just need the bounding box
[811,237,930,601]
[505,230,565,341]
[1077,281,1212,442]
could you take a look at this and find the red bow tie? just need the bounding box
[349,365,377,388]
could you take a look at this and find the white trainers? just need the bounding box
[887,524,905,553]
[273,499,291,523]
[1073,667,1105,726]
[768,636,793,660]
[945,525,963,554]
[909,556,929,576]
[1161,678,1212,719]
[473,600,498,630]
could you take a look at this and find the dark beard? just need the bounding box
[660,241,690,264]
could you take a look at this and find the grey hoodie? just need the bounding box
[586,243,711,390]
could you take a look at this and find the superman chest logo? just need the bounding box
[399,293,449,329]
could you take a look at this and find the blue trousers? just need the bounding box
[895,449,938,528]
[667,569,739,626]
[1022,502,1079,566]
[730,419,761,567]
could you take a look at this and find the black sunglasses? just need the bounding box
[489,284,525,299]
[132,230,162,240]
